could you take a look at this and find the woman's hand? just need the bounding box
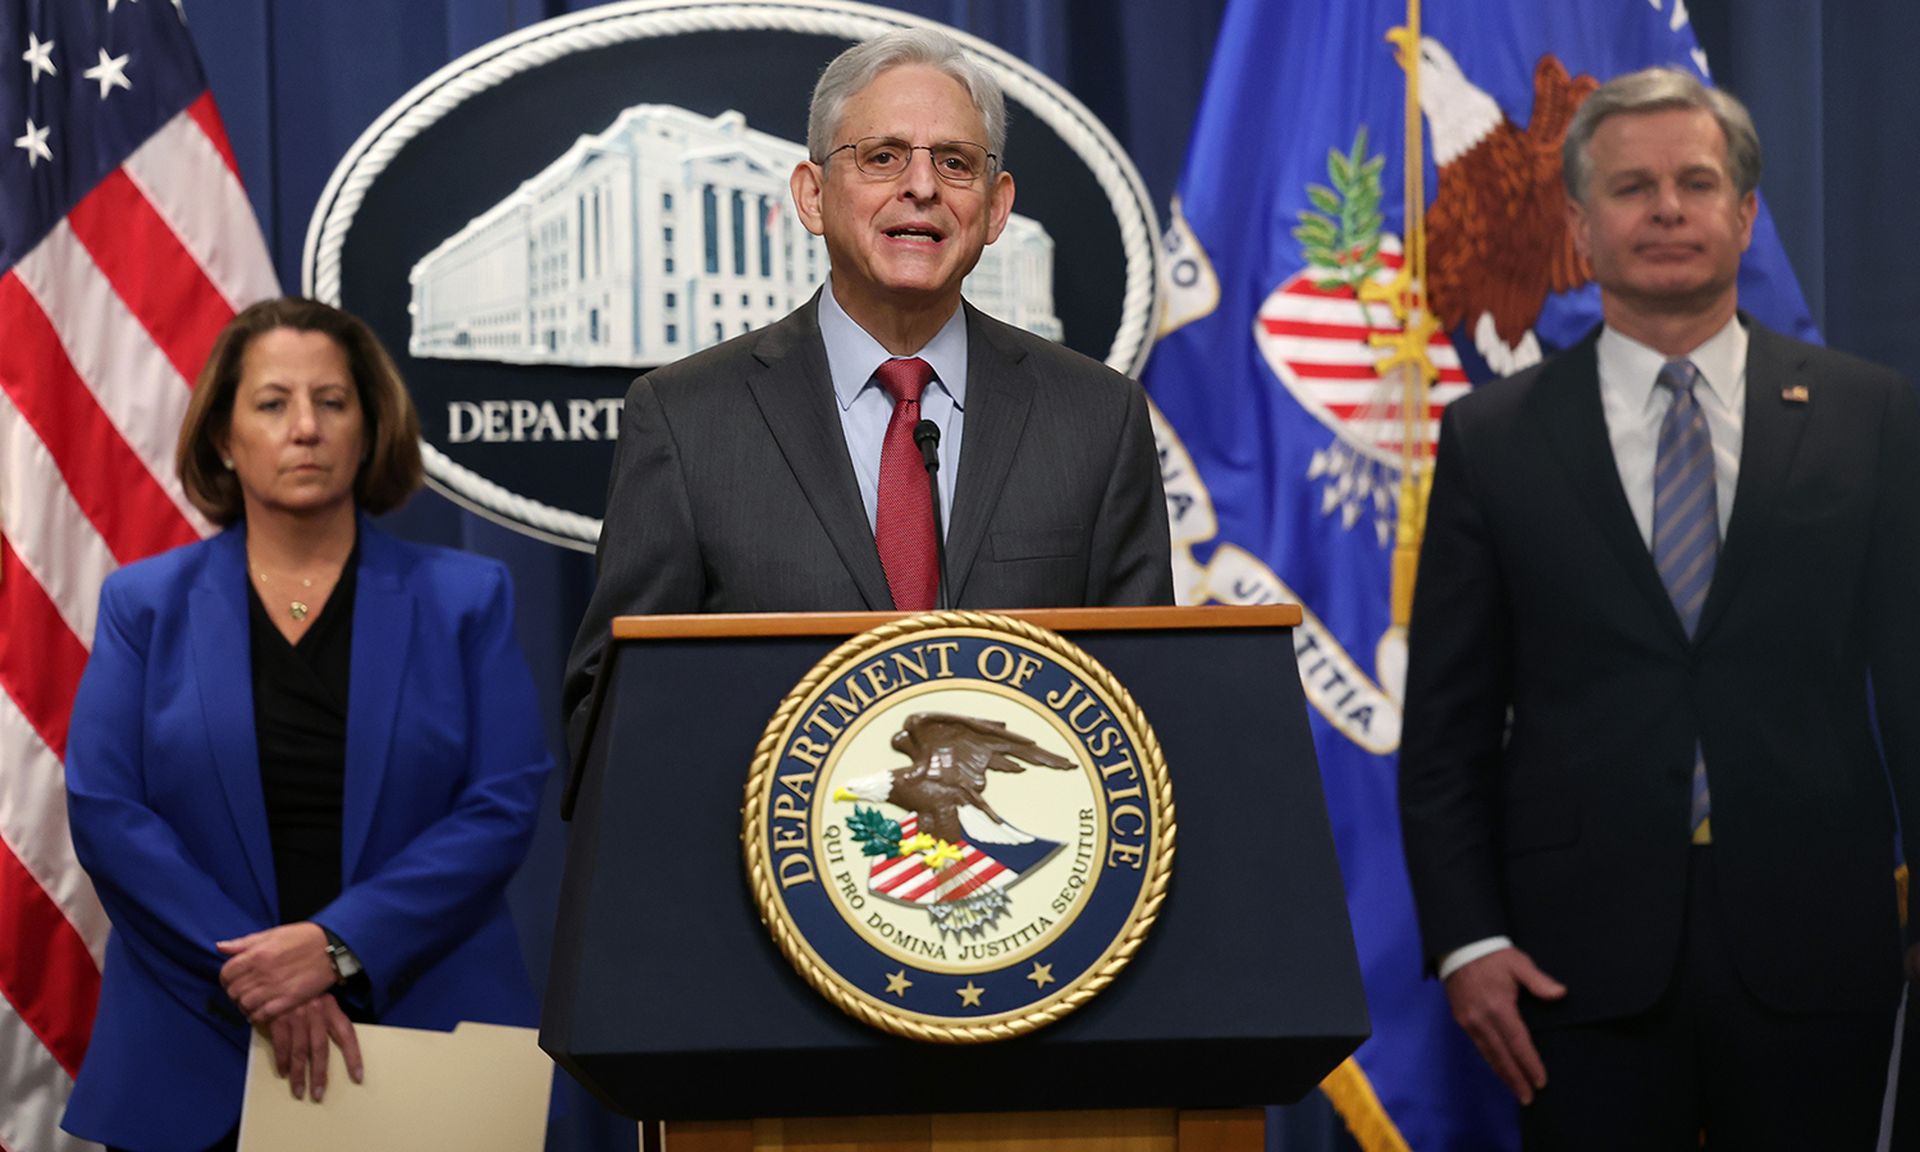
[259,993,364,1103]
[217,921,337,1022]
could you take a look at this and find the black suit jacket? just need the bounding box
[563,294,1173,750]
[1400,318,1920,1027]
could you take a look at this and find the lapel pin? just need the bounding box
[1780,384,1809,404]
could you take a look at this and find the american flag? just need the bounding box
[1,2,276,1147]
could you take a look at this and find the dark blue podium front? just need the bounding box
[544,607,1367,1121]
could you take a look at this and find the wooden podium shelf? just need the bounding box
[654,1108,1265,1152]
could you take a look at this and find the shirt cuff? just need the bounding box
[1437,936,1514,980]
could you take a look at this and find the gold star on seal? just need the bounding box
[956,981,985,1007]
[883,969,913,997]
[1026,962,1055,989]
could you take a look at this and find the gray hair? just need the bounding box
[806,28,1007,169]
[1562,66,1762,204]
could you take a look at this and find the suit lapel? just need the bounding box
[945,306,1033,604]
[743,296,893,608]
[1695,321,1809,643]
[189,529,277,915]
[342,520,410,881]
[1538,332,1691,645]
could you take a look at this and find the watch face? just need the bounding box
[323,934,360,981]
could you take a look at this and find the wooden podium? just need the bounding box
[545,607,1367,1151]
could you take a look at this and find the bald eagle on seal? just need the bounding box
[835,712,1073,846]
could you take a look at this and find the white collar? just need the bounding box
[1598,314,1748,413]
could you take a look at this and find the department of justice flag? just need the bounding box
[1144,1,1813,1148]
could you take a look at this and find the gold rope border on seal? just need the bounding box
[740,610,1176,1044]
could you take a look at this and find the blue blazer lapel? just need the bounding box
[189,528,277,916]
[945,305,1034,604]
[342,520,412,882]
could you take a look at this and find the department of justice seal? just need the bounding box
[742,612,1173,1043]
[304,1,1161,552]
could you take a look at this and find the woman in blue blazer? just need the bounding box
[62,298,551,1152]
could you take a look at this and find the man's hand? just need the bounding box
[260,993,363,1104]
[217,922,336,1022]
[1444,946,1567,1105]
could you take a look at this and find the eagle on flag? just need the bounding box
[1408,35,1599,372]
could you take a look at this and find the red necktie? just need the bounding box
[873,357,938,611]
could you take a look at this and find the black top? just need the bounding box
[248,542,358,928]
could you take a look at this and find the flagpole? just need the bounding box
[1366,0,1439,631]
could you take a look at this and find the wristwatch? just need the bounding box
[320,927,363,984]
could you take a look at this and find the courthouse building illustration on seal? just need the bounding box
[408,104,1061,367]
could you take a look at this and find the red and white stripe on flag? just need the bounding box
[1,55,278,1152]
[868,815,1015,905]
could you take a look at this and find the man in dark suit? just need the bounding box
[563,29,1171,748]
[1400,67,1920,1148]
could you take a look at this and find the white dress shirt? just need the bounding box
[1598,316,1746,547]
[1435,315,1749,981]
[817,277,966,536]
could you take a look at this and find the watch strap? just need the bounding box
[321,926,363,983]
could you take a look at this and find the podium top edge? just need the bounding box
[609,604,1302,640]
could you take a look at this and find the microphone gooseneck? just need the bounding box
[913,419,951,611]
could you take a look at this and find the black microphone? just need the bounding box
[913,419,951,611]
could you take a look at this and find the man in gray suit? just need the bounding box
[563,28,1172,748]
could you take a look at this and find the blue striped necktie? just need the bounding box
[1652,359,1717,841]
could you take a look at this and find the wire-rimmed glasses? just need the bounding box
[824,136,997,185]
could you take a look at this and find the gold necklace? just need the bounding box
[254,569,317,621]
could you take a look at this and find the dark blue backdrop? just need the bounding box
[176,1,1920,1147]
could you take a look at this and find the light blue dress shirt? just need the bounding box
[817,277,967,537]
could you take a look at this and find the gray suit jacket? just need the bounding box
[563,294,1173,750]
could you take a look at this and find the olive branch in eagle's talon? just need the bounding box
[846,805,903,858]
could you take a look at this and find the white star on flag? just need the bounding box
[106,0,139,11]
[21,31,56,80]
[14,116,52,165]
[82,48,133,98]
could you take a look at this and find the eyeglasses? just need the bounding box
[823,137,997,185]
